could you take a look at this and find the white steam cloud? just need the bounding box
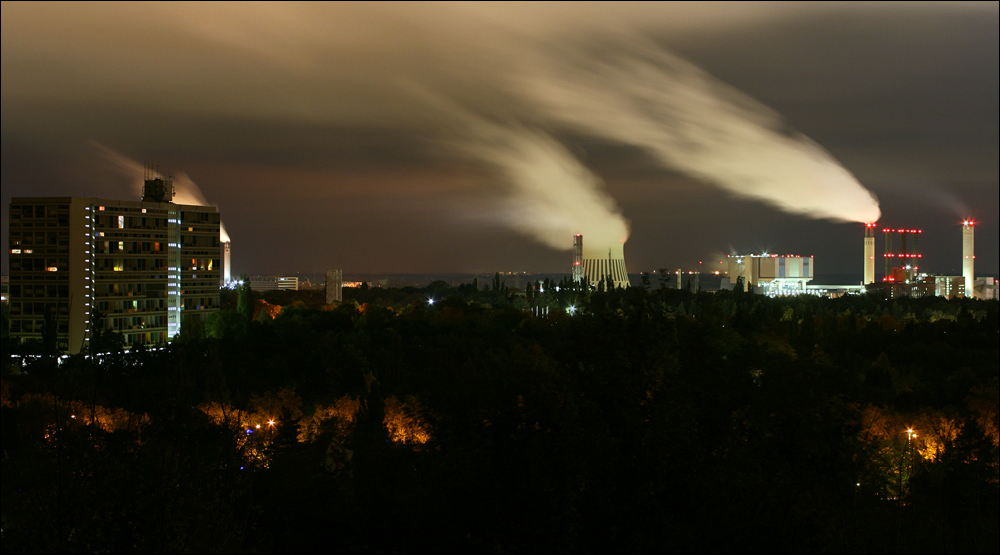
[93,143,230,241]
[517,39,881,224]
[455,124,629,250]
[418,94,629,250]
[430,35,881,253]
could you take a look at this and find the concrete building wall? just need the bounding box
[726,254,814,295]
[326,269,343,304]
[580,240,629,289]
[9,196,219,353]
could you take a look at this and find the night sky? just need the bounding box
[3,2,997,279]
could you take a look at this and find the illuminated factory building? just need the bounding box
[863,221,993,300]
[7,177,221,353]
[722,254,814,296]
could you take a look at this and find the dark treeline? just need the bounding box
[1,278,998,553]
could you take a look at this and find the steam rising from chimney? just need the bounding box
[425,34,880,253]
[93,143,230,241]
[446,116,629,250]
[519,38,881,224]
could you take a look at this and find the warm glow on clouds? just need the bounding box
[1,2,996,274]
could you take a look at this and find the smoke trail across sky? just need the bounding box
[454,122,629,250]
[93,143,230,241]
[414,91,630,250]
[516,37,881,224]
[420,34,880,252]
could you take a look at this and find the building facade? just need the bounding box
[248,275,299,292]
[8,187,220,353]
[722,254,815,296]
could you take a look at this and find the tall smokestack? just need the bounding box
[963,220,975,298]
[572,234,584,284]
[222,241,232,285]
[864,223,876,284]
[581,241,629,289]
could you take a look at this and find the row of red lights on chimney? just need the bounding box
[882,229,922,233]
[867,221,973,227]
[884,254,922,258]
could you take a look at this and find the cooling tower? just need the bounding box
[963,220,974,298]
[864,223,876,284]
[578,236,629,289]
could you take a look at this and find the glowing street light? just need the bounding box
[427,298,435,306]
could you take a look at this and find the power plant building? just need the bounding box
[722,254,814,296]
[574,234,630,289]
[7,178,221,353]
[863,221,992,300]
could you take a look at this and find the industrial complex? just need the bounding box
[4,177,996,354]
[568,219,995,300]
[863,220,995,300]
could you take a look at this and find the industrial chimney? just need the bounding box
[580,240,629,289]
[963,220,975,298]
[222,241,232,285]
[572,234,584,284]
[864,223,876,284]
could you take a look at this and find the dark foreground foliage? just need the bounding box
[2,281,997,553]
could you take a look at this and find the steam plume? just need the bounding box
[93,143,230,241]
[519,38,881,224]
[420,94,629,250]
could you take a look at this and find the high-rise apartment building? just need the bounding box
[8,178,221,353]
